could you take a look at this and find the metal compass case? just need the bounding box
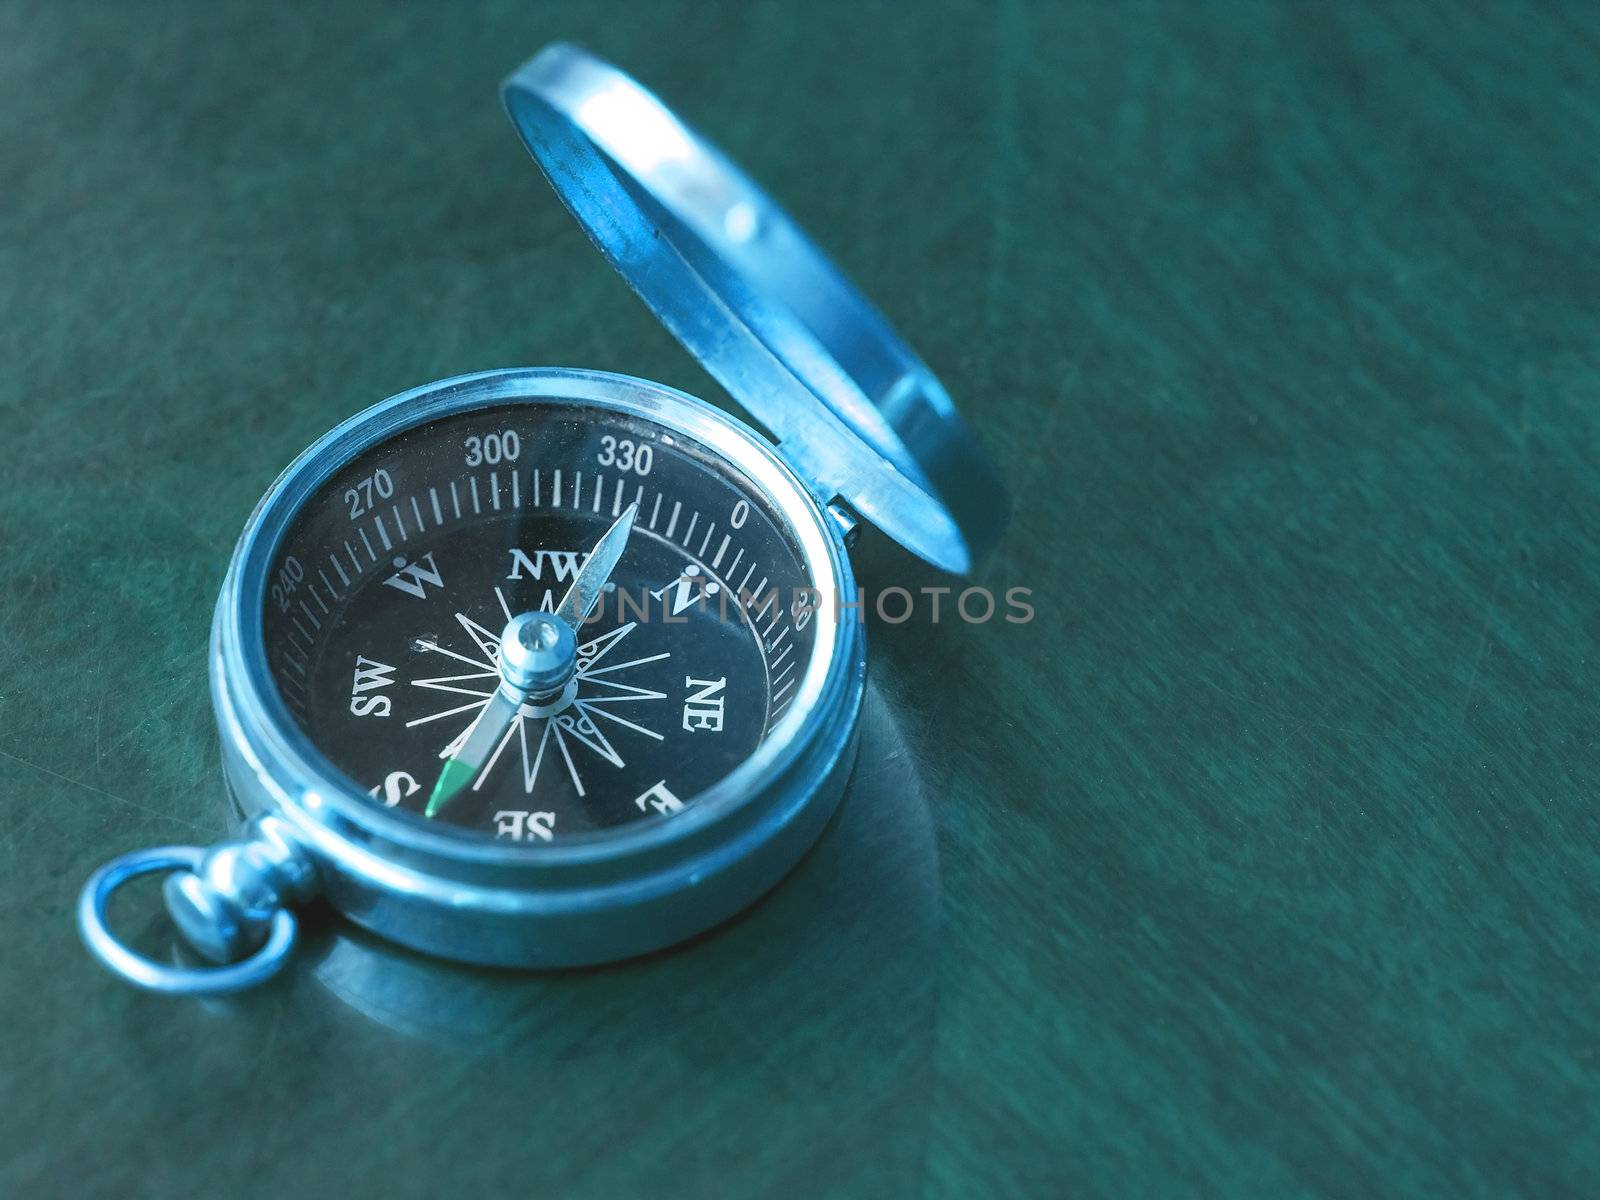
[79,44,1004,994]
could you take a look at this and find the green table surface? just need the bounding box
[4,2,1598,1196]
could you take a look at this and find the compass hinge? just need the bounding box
[825,498,861,549]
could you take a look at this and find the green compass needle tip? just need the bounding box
[426,757,479,818]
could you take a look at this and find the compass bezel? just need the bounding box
[210,368,865,966]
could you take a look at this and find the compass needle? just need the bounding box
[555,502,636,628]
[425,502,637,817]
[425,687,524,815]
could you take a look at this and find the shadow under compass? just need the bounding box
[263,680,941,1193]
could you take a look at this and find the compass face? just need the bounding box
[259,399,823,844]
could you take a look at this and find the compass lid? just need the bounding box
[501,44,1005,576]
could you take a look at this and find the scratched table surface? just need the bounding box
[3,2,1598,1197]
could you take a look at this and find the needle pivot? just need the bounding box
[500,612,577,695]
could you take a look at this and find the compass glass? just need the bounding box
[259,400,822,843]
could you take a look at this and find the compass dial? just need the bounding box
[260,401,821,843]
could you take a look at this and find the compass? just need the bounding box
[78,44,1003,993]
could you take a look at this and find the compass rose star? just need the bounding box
[405,602,668,800]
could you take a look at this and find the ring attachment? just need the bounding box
[77,846,297,995]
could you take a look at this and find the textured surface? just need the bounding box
[3,2,1599,1196]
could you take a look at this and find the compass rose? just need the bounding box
[406,595,668,809]
[405,608,668,800]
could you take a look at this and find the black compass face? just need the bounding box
[259,401,822,843]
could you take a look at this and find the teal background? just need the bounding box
[3,2,1598,1196]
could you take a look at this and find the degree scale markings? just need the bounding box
[276,471,792,654]
[524,467,797,721]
